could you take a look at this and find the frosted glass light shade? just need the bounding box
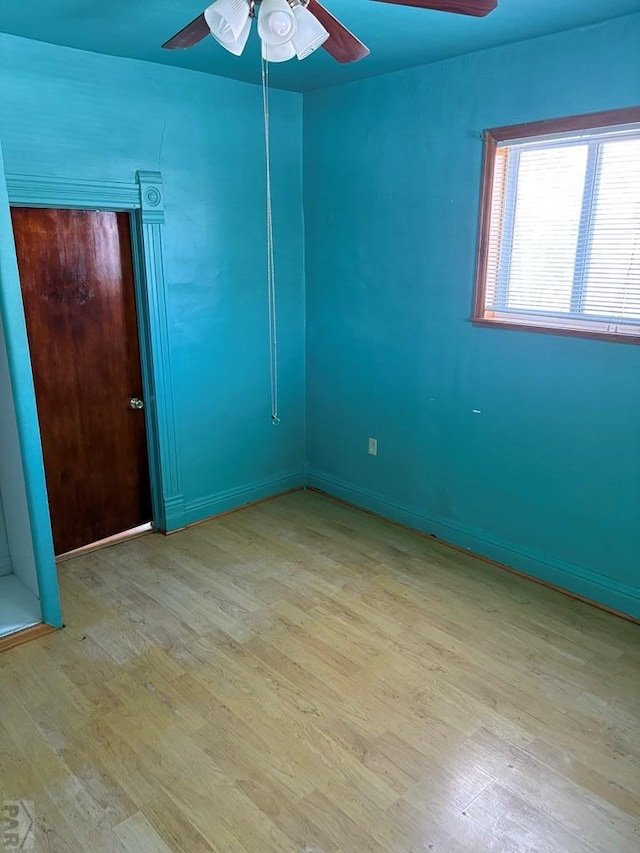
[209,15,251,55]
[258,0,297,46]
[262,40,297,62]
[291,5,329,59]
[204,0,251,40]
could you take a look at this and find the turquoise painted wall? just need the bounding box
[1,15,638,622]
[0,33,306,530]
[304,14,640,618]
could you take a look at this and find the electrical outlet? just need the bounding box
[368,437,378,457]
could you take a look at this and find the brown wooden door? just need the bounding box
[11,207,152,555]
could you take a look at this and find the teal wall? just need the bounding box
[304,14,640,619]
[1,15,638,623]
[0,33,306,530]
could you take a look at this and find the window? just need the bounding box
[473,108,640,342]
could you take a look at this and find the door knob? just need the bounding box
[129,397,144,410]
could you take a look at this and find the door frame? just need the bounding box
[0,143,61,627]
[5,170,185,537]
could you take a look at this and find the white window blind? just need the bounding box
[482,124,640,337]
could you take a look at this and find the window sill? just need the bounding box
[471,317,640,345]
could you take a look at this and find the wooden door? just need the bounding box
[11,208,152,555]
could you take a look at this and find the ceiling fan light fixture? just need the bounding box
[261,39,297,62]
[210,14,252,55]
[291,4,329,59]
[204,0,251,40]
[258,0,298,46]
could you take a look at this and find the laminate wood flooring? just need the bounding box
[1,490,638,852]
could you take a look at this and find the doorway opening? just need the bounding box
[11,207,153,556]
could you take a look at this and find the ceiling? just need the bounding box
[1,0,639,92]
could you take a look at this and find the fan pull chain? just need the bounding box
[262,55,280,425]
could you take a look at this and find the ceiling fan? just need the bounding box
[163,0,498,65]
[161,0,497,427]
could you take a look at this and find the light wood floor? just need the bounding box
[1,491,638,852]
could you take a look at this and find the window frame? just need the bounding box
[472,106,640,345]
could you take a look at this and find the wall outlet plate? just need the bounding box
[368,437,378,456]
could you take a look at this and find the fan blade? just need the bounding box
[307,0,370,63]
[369,0,497,17]
[162,13,210,50]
